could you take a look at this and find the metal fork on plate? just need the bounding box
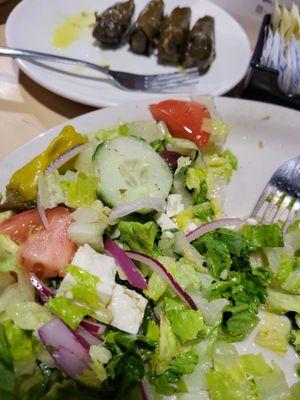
[251,156,300,230]
[0,46,200,92]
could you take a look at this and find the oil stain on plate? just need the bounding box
[52,12,95,49]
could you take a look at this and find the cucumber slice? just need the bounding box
[93,136,173,207]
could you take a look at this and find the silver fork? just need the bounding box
[0,46,199,92]
[251,156,300,230]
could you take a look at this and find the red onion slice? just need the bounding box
[104,239,148,290]
[139,377,154,400]
[109,197,165,222]
[126,251,197,310]
[52,346,87,378]
[38,318,92,378]
[37,144,86,229]
[29,273,55,303]
[81,320,106,336]
[76,326,103,347]
[159,151,181,171]
[186,218,246,242]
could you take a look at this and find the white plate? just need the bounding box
[5,0,251,107]
[0,97,299,386]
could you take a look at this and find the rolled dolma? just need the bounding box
[93,0,135,46]
[183,16,216,73]
[158,7,191,64]
[129,0,165,55]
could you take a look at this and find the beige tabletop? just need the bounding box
[0,0,272,159]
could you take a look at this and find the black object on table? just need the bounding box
[242,14,300,111]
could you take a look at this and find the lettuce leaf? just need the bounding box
[183,327,218,394]
[60,172,98,208]
[266,288,300,314]
[0,233,19,255]
[2,320,35,377]
[47,265,111,328]
[221,149,238,170]
[39,171,98,210]
[45,297,87,330]
[94,123,130,142]
[149,370,184,396]
[204,153,234,182]
[3,302,51,331]
[255,312,290,355]
[144,272,168,302]
[0,248,18,274]
[241,224,284,250]
[171,309,206,343]
[68,201,109,251]
[175,202,215,230]
[164,298,206,343]
[206,343,293,400]
[169,351,199,375]
[254,364,291,400]
[118,221,158,256]
[153,315,178,375]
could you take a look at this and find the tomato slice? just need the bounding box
[0,207,76,278]
[0,209,42,244]
[150,99,211,148]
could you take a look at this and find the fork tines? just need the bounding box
[252,185,300,229]
[146,67,200,91]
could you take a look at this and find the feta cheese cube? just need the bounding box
[57,244,117,306]
[166,194,184,217]
[155,213,178,231]
[108,284,147,334]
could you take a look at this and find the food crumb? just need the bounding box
[258,140,264,149]
[261,115,271,120]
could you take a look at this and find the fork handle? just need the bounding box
[0,46,109,76]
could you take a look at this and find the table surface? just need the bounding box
[0,0,275,159]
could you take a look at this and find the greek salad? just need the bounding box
[0,97,299,399]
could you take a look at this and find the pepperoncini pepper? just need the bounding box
[5,126,88,204]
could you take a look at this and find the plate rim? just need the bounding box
[1,95,300,385]
[5,0,252,107]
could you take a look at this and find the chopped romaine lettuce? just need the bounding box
[241,224,284,250]
[266,288,300,314]
[255,312,291,354]
[204,153,234,182]
[173,232,205,271]
[118,221,158,256]
[153,316,178,375]
[60,172,98,208]
[207,343,293,400]
[221,149,238,170]
[144,272,168,302]
[46,297,88,330]
[164,297,206,343]
[68,201,109,250]
[0,211,15,224]
[46,265,110,329]
[94,123,130,142]
[2,321,36,377]
[175,202,214,230]
[171,309,205,343]
[0,248,18,273]
[0,233,19,255]
[38,171,98,210]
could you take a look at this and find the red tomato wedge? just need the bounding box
[150,100,211,149]
[0,207,76,279]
